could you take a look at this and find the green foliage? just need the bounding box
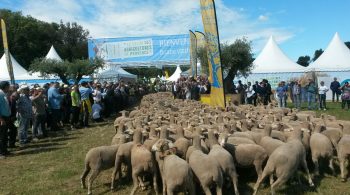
[297,55,311,67]
[345,42,350,50]
[197,47,209,75]
[30,58,104,84]
[220,38,254,91]
[312,49,324,62]
[0,9,89,69]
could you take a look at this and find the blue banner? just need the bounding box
[88,34,190,66]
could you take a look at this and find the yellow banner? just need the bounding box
[165,70,169,78]
[200,0,225,108]
[1,19,15,84]
[189,30,197,77]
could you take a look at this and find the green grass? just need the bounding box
[1,113,350,195]
[287,101,350,121]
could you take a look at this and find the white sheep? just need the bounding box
[253,127,314,195]
[152,139,195,195]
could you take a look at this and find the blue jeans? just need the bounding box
[307,92,316,110]
[18,116,30,144]
[293,94,301,109]
[278,96,286,108]
[319,94,326,109]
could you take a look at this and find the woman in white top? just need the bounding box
[318,81,329,110]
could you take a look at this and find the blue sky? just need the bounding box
[1,0,350,61]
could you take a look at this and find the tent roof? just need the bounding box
[45,46,63,61]
[308,32,350,71]
[0,53,41,81]
[99,66,137,79]
[167,66,182,81]
[252,36,306,73]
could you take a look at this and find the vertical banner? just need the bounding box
[189,30,197,77]
[200,0,225,108]
[1,19,15,84]
[195,31,208,76]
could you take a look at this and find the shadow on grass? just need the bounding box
[14,146,65,156]
[24,142,66,149]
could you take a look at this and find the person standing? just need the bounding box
[7,87,19,148]
[276,82,287,108]
[0,81,11,159]
[292,81,302,110]
[79,82,92,127]
[330,77,341,102]
[318,81,329,110]
[48,82,63,131]
[306,79,317,110]
[245,82,255,105]
[17,85,33,146]
[340,82,350,110]
[70,85,81,129]
[31,87,47,139]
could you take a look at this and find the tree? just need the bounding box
[345,42,350,50]
[297,55,311,67]
[0,9,89,69]
[220,38,254,92]
[197,47,209,75]
[30,58,104,84]
[312,49,323,62]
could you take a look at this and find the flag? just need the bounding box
[165,70,169,78]
[200,0,225,108]
[189,30,197,77]
[1,19,15,84]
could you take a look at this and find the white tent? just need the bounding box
[45,45,63,61]
[167,66,182,82]
[0,53,41,81]
[98,66,137,80]
[308,32,350,71]
[252,36,306,73]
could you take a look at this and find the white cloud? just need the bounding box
[258,15,269,21]
[18,0,296,52]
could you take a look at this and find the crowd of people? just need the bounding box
[0,80,149,159]
[170,75,211,100]
[233,77,350,110]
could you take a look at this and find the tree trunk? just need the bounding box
[223,69,236,94]
[58,74,69,85]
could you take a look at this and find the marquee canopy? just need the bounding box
[308,32,350,71]
[167,66,182,82]
[0,53,41,81]
[45,45,63,61]
[98,66,137,79]
[252,36,306,73]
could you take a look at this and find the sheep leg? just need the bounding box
[166,186,174,195]
[339,158,346,182]
[312,156,319,176]
[87,169,99,195]
[253,168,270,195]
[329,158,336,176]
[301,156,314,187]
[203,186,211,195]
[153,170,159,195]
[130,171,139,195]
[111,155,122,190]
[270,176,288,195]
[254,161,263,182]
[216,185,223,195]
[269,175,274,185]
[162,178,166,195]
[80,163,90,189]
[229,171,240,195]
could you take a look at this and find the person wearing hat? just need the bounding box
[0,81,11,159]
[17,85,33,146]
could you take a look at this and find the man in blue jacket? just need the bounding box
[48,82,63,131]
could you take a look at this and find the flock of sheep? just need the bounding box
[80,92,350,195]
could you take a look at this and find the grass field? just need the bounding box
[0,102,350,195]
